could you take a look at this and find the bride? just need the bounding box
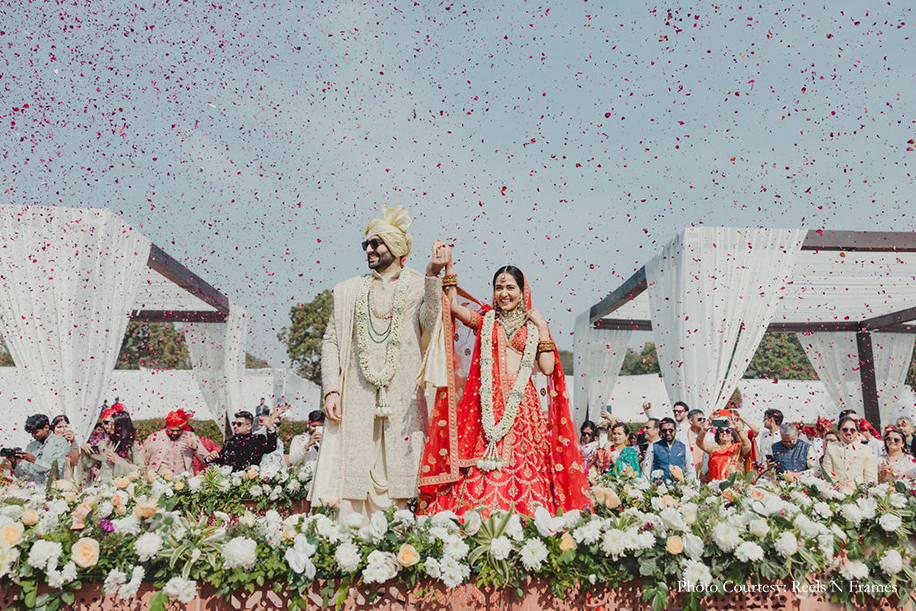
[418,249,591,516]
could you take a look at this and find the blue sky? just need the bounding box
[3,0,914,365]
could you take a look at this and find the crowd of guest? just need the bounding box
[581,400,916,488]
[3,398,326,488]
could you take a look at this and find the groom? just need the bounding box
[310,205,447,518]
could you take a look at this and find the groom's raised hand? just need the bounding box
[426,240,450,277]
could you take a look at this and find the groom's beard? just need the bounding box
[367,248,395,271]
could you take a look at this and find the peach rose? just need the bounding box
[73,502,94,520]
[666,535,683,555]
[749,488,766,501]
[110,494,123,507]
[396,544,420,567]
[112,477,131,489]
[592,486,621,509]
[560,533,577,552]
[147,471,159,483]
[20,509,39,526]
[71,537,100,568]
[661,494,677,508]
[114,505,127,516]
[1,522,24,546]
[54,479,76,492]
[70,518,86,531]
[669,465,684,482]
[161,470,174,482]
[133,500,158,519]
[247,469,260,480]
[126,470,141,481]
[173,481,185,491]
[783,471,797,483]
[721,488,736,502]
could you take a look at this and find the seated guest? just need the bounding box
[143,409,210,474]
[13,414,70,484]
[696,413,752,481]
[642,417,696,484]
[878,428,916,483]
[594,422,640,477]
[288,410,325,467]
[206,407,285,472]
[51,415,81,484]
[770,424,818,476]
[822,416,878,486]
[85,409,146,484]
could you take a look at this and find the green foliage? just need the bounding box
[619,334,821,381]
[620,342,660,375]
[278,289,333,387]
[0,334,14,366]
[743,333,816,380]
[116,322,190,370]
[245,353,270,369]
[557,349,573,374]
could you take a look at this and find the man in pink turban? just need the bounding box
[143,409,209,474]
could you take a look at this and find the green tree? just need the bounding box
[0,335,12,367]
[620,342,661,375]
[116,322,190,369]
[245,353,270,369]
[558,349,573,374]
[743,333,815,380]
[278,289,333,386]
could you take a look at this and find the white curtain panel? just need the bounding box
[871,333,914,426]
[797,332,864,416]
[0,206,151,443]
[183,303,248,437]
[573,312,632,423]
[647,227,805,414]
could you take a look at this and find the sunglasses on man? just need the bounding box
[361,238,384,252]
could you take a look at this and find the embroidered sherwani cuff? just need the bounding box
[419,275,442,330]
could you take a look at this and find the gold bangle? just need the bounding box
[441,274,458,289]
[537,340,555,353]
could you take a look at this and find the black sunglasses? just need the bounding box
[840,427,857,433]
[231,421,248,427]
[361,238,383,252]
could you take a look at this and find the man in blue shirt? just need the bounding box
[643,417,697,484]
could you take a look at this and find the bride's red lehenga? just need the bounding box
[417,284,591,517]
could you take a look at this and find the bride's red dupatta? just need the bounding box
[418,282,591,514]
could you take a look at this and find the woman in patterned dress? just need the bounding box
[418,256,591,516]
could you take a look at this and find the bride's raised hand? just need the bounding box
[525,308,549,331]
[427,240,450,276]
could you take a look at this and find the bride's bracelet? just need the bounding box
[441,274,458,289]
[537,340,555,353]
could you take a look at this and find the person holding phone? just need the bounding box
[696,412,752,481]
[289,410,326,467]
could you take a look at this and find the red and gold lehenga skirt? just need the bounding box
[417,295,591,517]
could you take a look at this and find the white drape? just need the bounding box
[800,332,915,426]
[0,206,151,444]
[797,333,864,417]
[646,227,805,414]
[873,333,915,426]
[573,312,631,424]
[183,303,248,438]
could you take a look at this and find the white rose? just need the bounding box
[134,533,163,562]
[879,550,903,576]
[489,536,513,561]
[461,511,481,536]
[735,541,764,563]
[878,513,903,532]
[748,518,769,539]
[683,533,704,559]
[774,532,798,558]
[163,577,197,604]
[222,537,258,571]
[335,541,361,572]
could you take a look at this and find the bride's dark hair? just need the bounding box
[492,266,525,290]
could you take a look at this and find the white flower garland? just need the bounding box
[355,273,411,418]
[477,310,539,472]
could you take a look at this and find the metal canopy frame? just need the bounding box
[585,230,916,427]
[130,244,230,324]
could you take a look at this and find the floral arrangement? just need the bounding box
[1,466,915,611]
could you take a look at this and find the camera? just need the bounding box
[0,447,23,460]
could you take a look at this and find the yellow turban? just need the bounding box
[365,205,412,259]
